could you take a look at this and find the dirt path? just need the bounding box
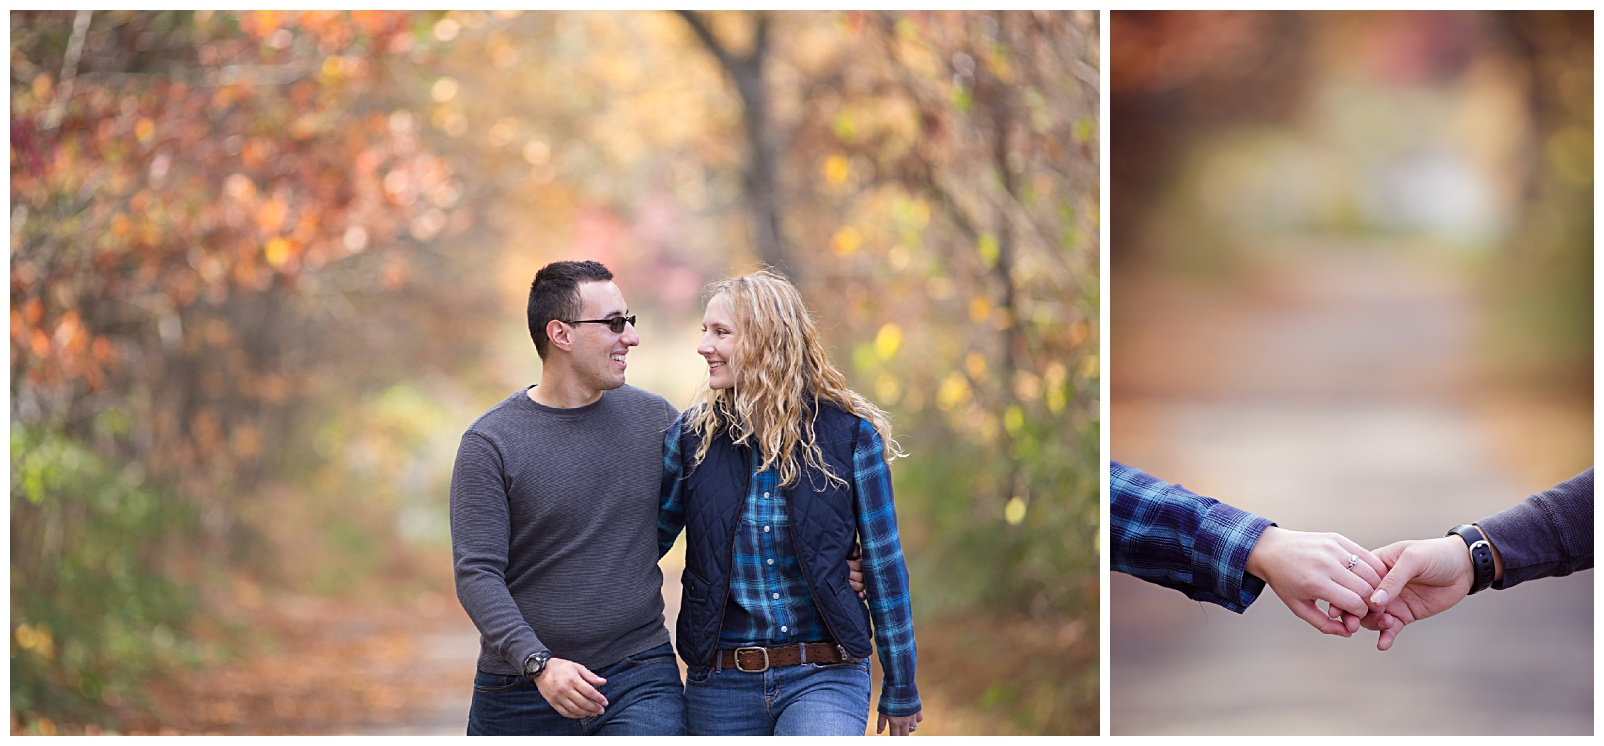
[1110,243,1592,734]
[133,500,1082,735]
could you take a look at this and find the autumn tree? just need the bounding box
[10,10,491,729]
[776,11,1101,615]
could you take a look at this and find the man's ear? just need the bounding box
[546,319,572,353]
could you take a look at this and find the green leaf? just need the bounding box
[978,232,999,267]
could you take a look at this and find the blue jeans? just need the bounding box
[466,643,684,735]
[684,658,871,736]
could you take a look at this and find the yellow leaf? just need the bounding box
[830,226,861,256]
[264,238,292,268]
[1004,405,1024,436]
[14,622,54,658]
[1004,496,1026,525]
[988,53,1016,85]
[969,297,991,322]
[936,372,970,411]
[874,323,902,359]
[977,233,999,267]
[1047,387,1066,414]
[823,154,850,186]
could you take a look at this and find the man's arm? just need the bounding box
[450,431,608,718]
[450,431,547,670]
[852,419,921,728]
[1475,466,1593,589]
[1361,467,1594,651]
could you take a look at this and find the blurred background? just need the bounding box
[9,10,1099,735]
[1111,10,1591,735]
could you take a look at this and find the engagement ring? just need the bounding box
[1346,554,1359,570]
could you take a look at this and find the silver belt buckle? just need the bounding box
[734,646,770,672]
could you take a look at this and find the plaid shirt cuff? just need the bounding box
[1193,501,1273,612]
[1111,461,1274,613]
[878,684,921,718]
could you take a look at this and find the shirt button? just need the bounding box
[772,593,780,600]
[763,526,770,533]
[763,492,770,499]
[780,625,788,633]
[766,559,774,566]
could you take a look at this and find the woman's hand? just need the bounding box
[1244,526,1387,637]
[877,710,923,736]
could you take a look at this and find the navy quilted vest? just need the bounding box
[673,403,874,669]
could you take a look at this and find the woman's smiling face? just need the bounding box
[698,292,739,390]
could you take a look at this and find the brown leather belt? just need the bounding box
[717,642,852,672]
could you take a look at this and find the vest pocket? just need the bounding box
[682,567,708,603]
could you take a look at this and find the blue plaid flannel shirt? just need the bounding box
[1111,460,1275,612]
[660,414,921,717]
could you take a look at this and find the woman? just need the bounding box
[657,270,924,736]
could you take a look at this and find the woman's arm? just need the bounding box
[657,415,689,559]
[852,417,921,722]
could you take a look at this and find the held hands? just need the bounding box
[1357,536,1476,651]
[1245,526,1388,637]
[1256,528,1488,651]
[534,657,609,718]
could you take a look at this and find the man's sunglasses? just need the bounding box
[563,315,636,334]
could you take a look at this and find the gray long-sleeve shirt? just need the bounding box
[450,385,679,674]
[1478,467,1593,590]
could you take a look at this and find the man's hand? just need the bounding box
[847,543,866,599]
[877,710,923,736]
[1358,536,1474,651]
[1244,526,1387,637]
[533,657,609,718]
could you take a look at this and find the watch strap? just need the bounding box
[1447,524,1495,595]
[523,650,551,683]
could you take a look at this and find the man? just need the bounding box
[450,260,683,735]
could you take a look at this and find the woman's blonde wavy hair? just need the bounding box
[686,269,904,488]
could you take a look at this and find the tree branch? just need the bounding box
[42,9,94,132]
[675,10,736,72]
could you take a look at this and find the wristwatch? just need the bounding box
[523,650,552,683]
[1447,524,1496,595]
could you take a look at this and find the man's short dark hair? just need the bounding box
[528,260,615,360]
